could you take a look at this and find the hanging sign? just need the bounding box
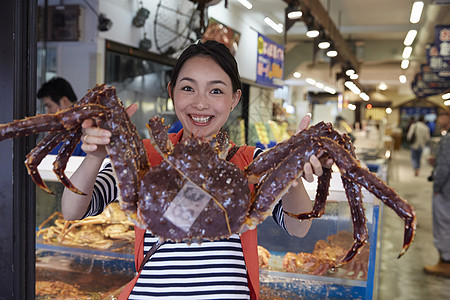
[256,33,284,88]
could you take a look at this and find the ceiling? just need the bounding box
[224,0,450,106]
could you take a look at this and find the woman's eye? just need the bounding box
[211,88,223,94]
[181,86,193,92]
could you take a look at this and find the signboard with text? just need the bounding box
[256,33,284,88]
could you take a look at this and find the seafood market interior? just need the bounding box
[1,0,449,299]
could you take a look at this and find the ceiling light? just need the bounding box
[287,4,302,20]
[386,107,392,114]
[444,100,450,106]
[315,82,325,89]
[410,1,424,24]
[293,72,301,78]
[402,46,413,59]
[443,92,450,100]
[288,11,303,19]
[305,78,316,85]
[264,17,283,33]
[348,104,356,111]
[326,49,338,57]
[318,40,330,49]
[350,73,359,80]
[399,75,407,83]
[324,86,336,94]
[404,30,418,46]
[401,59,410,69]
[378,82,388,90]
[236,0,252,10]
[306,29,320,38]
[360,92,370,101]
[345,69,355,76]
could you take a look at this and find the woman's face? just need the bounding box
[169,55,241,141]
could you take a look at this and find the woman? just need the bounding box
[62,40,331,299]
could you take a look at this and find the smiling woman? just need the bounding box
[53,40,326,300]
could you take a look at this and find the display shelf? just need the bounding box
[36,243,135,299]
[258,185,381,299]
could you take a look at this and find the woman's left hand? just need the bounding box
[296,114,334,182]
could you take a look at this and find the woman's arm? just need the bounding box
[61,104,138,220]
[61,123,111,220]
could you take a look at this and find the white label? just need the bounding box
[163,181,211,232]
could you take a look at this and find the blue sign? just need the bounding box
[256,33,284,88]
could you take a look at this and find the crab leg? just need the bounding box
[283,167,332,220]
[339,178,368,265]
[25,131,69,194]
[246,142,320,227]
[53,129,86,195]
[318,137,416,257]
[92,89,149,215]
[0,104,107,142]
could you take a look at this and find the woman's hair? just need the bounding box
[169,40,242,95]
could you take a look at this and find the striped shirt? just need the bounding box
[84,147,287,299]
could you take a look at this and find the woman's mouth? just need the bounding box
[189,114,213,125]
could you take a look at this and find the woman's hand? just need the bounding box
[80,103,138,159]
[296,114,334,182]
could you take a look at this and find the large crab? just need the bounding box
[0,84,416,267]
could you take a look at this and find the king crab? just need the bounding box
[0,84,416,268]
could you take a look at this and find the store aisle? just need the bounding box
[377,148,450,300]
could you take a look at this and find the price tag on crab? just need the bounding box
[163,180,211,232]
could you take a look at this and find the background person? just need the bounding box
[424,111,450,277]
[37,77,86,156]
[407,115,430,176]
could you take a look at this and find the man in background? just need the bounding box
[424,111,450,277]
[407,115,430,176]
[37,77,85,156]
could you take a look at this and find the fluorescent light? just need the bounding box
[350,74,359,80]
[444,100,450,106]
[236,0,252,10]
[264,17,283,33]
[410,1,424,24]
[401,59,410,69]
[404,30,418,46]
[399,75,407,83]
[288,11,302,19]
[306,29,320,38]
[443,92,450,100]
[345,69,355,76]
[348,104,356,111]
[315,82,325,89]
[324,86,336,94]
[305,78,316,85]
[293,72,301,78]
[360,93,370,101]
[378,82,388,90]
[326,50,338,57]
[402,46,413,59]
[318,41,330,49]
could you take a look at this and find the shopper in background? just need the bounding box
[37,77,86,156]
[61,40,332,299]
[424,111,450,278]
[407,115,430,176]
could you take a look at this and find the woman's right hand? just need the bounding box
[81,119,111,159]
[80,103,138,159]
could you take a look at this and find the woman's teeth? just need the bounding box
[191,115,212,123]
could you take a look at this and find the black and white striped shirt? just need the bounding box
[84,148,287,299]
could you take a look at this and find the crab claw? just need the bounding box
[318,137,416,257]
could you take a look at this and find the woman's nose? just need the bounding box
[192,97,209,110]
